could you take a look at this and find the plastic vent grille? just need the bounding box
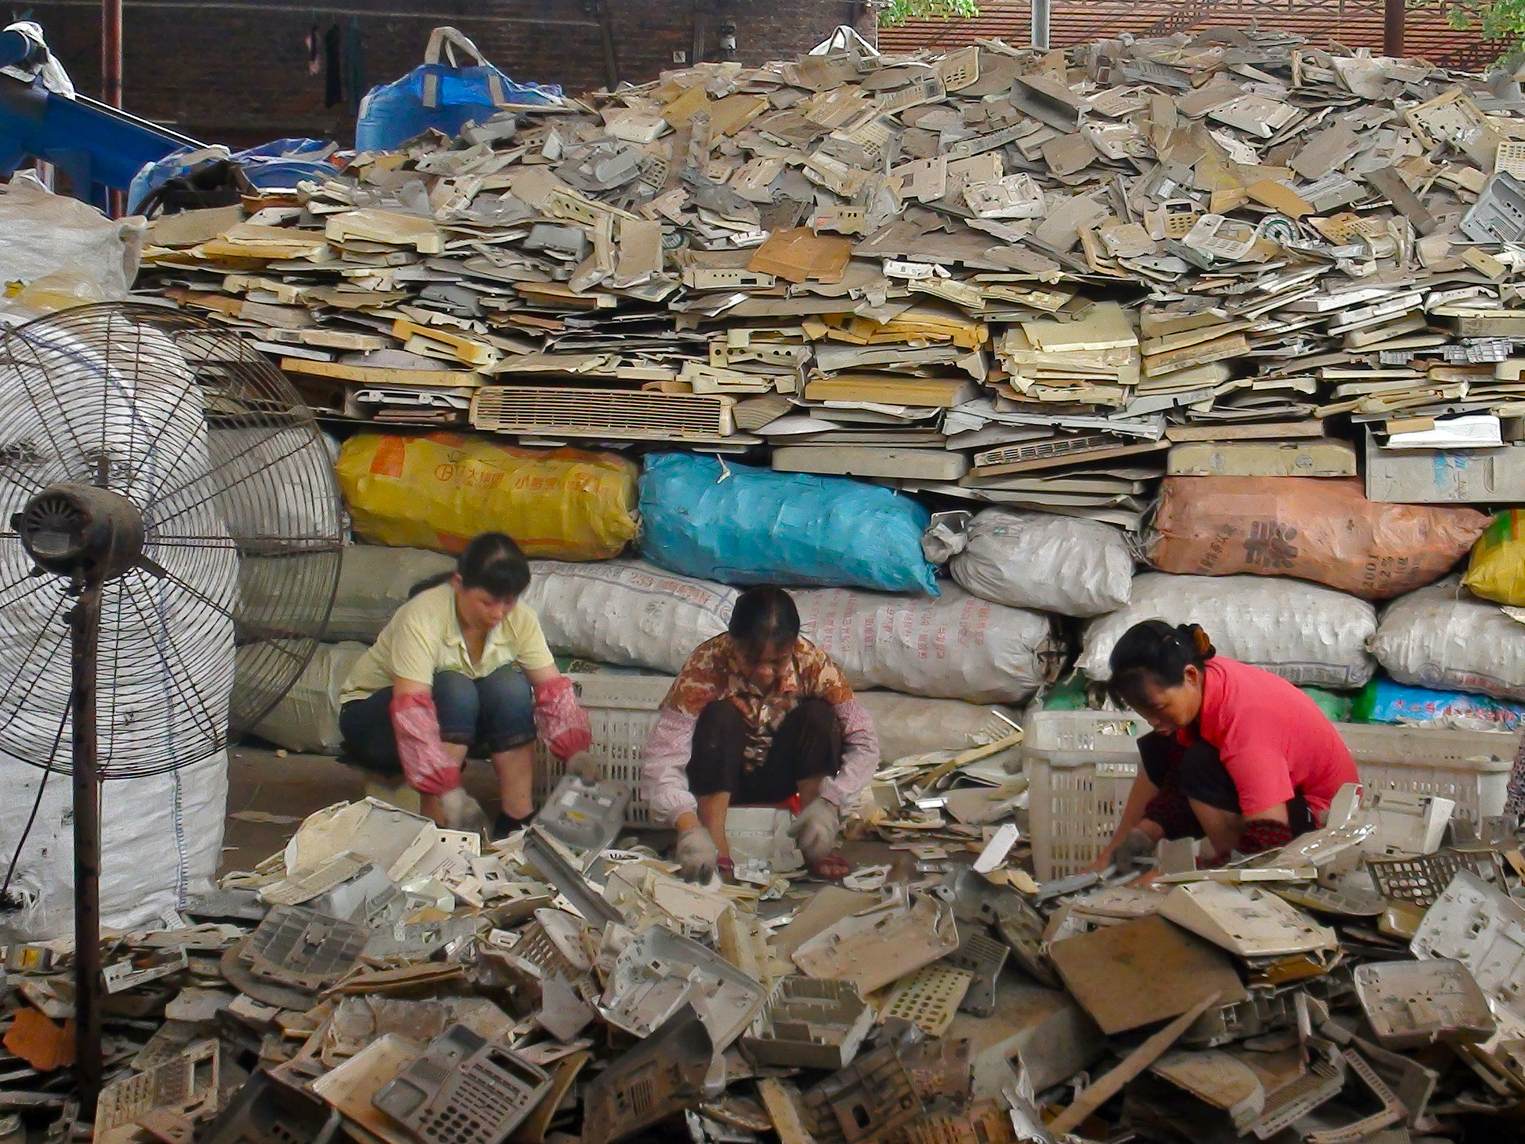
[1367,851,1498,908]
[470,386,737,440]
[879,965,973,1038]
[1499,140,1525,178]
[974,434,1134,468]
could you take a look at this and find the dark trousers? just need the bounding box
[339,665,536,776]
[1137,732,1316,840]
[686,698,842,806]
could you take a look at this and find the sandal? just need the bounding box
[808,854,850,882]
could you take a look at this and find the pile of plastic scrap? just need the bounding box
[0,750,1521,1143]
[123,29,1525,528]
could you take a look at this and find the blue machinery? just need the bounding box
[0,26,201,211]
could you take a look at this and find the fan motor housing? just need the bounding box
[14,483,146,582]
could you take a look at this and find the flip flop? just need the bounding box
[809,854,850,881]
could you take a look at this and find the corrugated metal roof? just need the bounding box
[876,2,1508,70]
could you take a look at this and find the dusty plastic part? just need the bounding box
[801,1044,923,1144]
[899,1035,972,1102]
[95,1040,219,1141]
[725,807,803,872]
[1151,1049,1266,1129]
[537,973,597,1042]
[1160,882,1339,958]
[197,1072,339,1144]
[260,854,367,907]
[102,947,190,994]
[520,826,623,929]
[580,1004,713,1144]
[878,965,973,1037]
[1411,869,1525,1022]
[1353,1035,1441,1128]
[363,916,478,962]
[983,896,1060,990]
[246,906,370,992]
[1461,171,1525,243]
[372,1024,551,1144]
[1182,214,1257,260]
[742,976,875,1071]
[901,1099,1015,1144]
[1368,850,1501,909]
[313,862,400,924]
[507,909,592,981]
[1301,1050,1406,1144]
[1363,790,1455,857]
[531,775,630,867]
[1183,987,1302,1048]
[598,924,766,1051]
[940,929,1008,1017]
[1249,1049,1345,1139]
[1353,958,1496,1049]
[1051,912,1247,1036]
[791,893,959,995]
[1271,883,1385,917]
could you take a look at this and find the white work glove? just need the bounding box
[1111,828,1155,871]
[789,798,841,864]
[566,751,601,785]
[675,826,719,883]
[438,788,490,835]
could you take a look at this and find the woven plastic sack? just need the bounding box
[639,453,937,594]
[355,26,563,153]
[793,585,1059,703]
[1463,509,1525,606]
[522,559,738,676]
[337,432,638,560]
[1078,572,1378,688]
[950,509,1133,617]
[1373,577,1525,701]
[247,642,369,755]
[1147,476,1487,600]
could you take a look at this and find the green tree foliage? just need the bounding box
[1428,0,1525,42]
[876,0,982,29]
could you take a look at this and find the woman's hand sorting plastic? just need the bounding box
[675,825,719,883]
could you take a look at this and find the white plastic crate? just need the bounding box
[1339,723,1513,828]
[1024,710,1147,882]
[533,673,671,827]
[1025,710,1519,881]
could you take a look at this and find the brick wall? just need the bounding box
[25,0,875,146]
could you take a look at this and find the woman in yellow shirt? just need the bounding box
[339,533,593,835]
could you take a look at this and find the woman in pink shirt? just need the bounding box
[1090,621,1359,872]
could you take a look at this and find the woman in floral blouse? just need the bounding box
[640,586,879,882]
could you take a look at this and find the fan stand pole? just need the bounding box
[70,580,104,1117]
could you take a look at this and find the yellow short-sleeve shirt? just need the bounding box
[340,582,556,706]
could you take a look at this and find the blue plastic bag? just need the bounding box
[355,26,562,153]
[639,453,938,595]
[127,138,335,215]
[1354,676,1525,732]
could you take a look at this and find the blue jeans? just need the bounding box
[339,666,537,776]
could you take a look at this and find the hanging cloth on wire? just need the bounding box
[323,24,342,107]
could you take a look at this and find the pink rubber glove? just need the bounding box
[390,691,462,795]
[533,675,592,761]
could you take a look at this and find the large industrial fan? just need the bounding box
[0,303,344,1109]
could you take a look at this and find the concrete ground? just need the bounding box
[221,744,906,873]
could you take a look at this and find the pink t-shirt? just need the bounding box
[1185,657,1358,819]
